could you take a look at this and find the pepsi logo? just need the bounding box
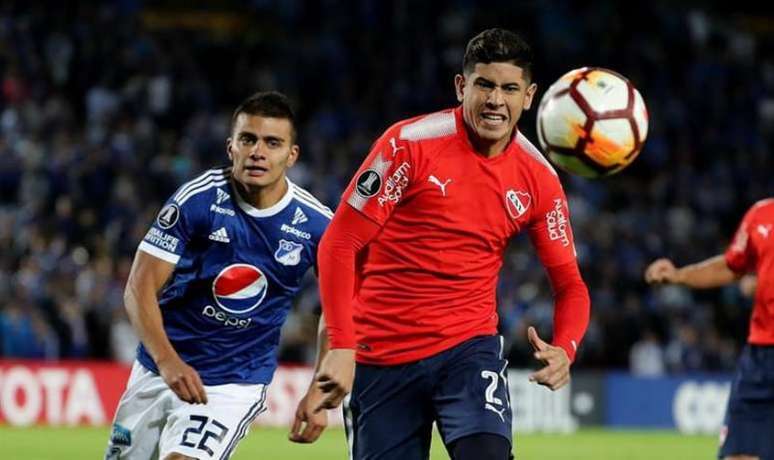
[211,263,268,314]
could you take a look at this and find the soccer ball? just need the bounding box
[536,67,648,178]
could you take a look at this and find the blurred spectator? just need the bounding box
[629,329,665,376]
[665,322,705,373]
[0,301,58,359]
[110,307,139,365]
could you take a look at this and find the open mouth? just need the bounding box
[480,112,508,127]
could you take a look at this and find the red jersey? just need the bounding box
[340,107,580,364]
[725,198,774,345]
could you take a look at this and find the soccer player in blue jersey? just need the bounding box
[105,91,332,460]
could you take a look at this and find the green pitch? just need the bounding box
[2,426,716,459]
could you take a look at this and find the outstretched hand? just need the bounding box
[527,326,570,391]
[313,348,355,412]
[644,258,678,284]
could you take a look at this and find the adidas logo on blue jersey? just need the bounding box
[210,188,235,216]
[292,207,308,225]
[216,188,230,204]
[208,227,230,243]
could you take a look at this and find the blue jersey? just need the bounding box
[135,167,331,385]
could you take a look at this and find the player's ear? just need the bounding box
[454,74,466,103]
[226,138,233,161]
[286,144,300,168]
[523,83,538,110]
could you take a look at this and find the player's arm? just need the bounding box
[314,204,381,411]
[289,313,329,443]
[527,261,590,391]
[311,312,331,381]
[646,205,756,289]
[124,250,207,404]
[644,255,741,288]
[527,191,590,391]
[315,128,411,410]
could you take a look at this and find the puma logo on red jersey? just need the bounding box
[389,137,406,157]
[428,175,452,196]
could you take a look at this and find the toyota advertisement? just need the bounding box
[0,360,731,434]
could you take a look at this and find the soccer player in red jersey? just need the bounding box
[645,198,774,460]
[305,29,591,459]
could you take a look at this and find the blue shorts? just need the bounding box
[344,335,512,460]
[718,345,774,459]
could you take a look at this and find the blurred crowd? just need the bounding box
[1,1,773,374]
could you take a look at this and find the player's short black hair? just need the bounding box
[463,28,533,81]
[231,91,297,140]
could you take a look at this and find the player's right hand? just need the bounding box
[527,326,571,391]
[644,258,678,284]
[289,385,328,443]
[157,354,208,404]
[313,348,355,412]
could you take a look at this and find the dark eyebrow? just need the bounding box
[236,131,288,144]
[474,76,521,90]
[263,135,285,144]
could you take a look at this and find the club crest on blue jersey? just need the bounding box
[212,264,268,314]
[274,239,304,266]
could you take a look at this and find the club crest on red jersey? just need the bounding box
[505,190,531,219]
[211,263,268,314]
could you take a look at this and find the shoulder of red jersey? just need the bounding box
[513,132,558,178]
[378,108,458,145]
[750,198,774,213]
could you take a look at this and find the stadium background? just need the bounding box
[1,0,773,458]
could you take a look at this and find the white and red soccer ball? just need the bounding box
[536,67,649,178]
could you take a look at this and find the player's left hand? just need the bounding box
[289,385,328,443]
[527,326,570,391]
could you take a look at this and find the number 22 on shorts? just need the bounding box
[180,415,230,456]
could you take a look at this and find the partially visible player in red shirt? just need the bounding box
[306,29,590,459]
[645,198,774,460]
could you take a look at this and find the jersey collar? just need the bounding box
[233,177,295,218]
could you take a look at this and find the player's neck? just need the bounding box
[234,176,288,209]
[467,127,513,158]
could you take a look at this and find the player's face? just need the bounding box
[227,113,299,189]
[455,62,537,150]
